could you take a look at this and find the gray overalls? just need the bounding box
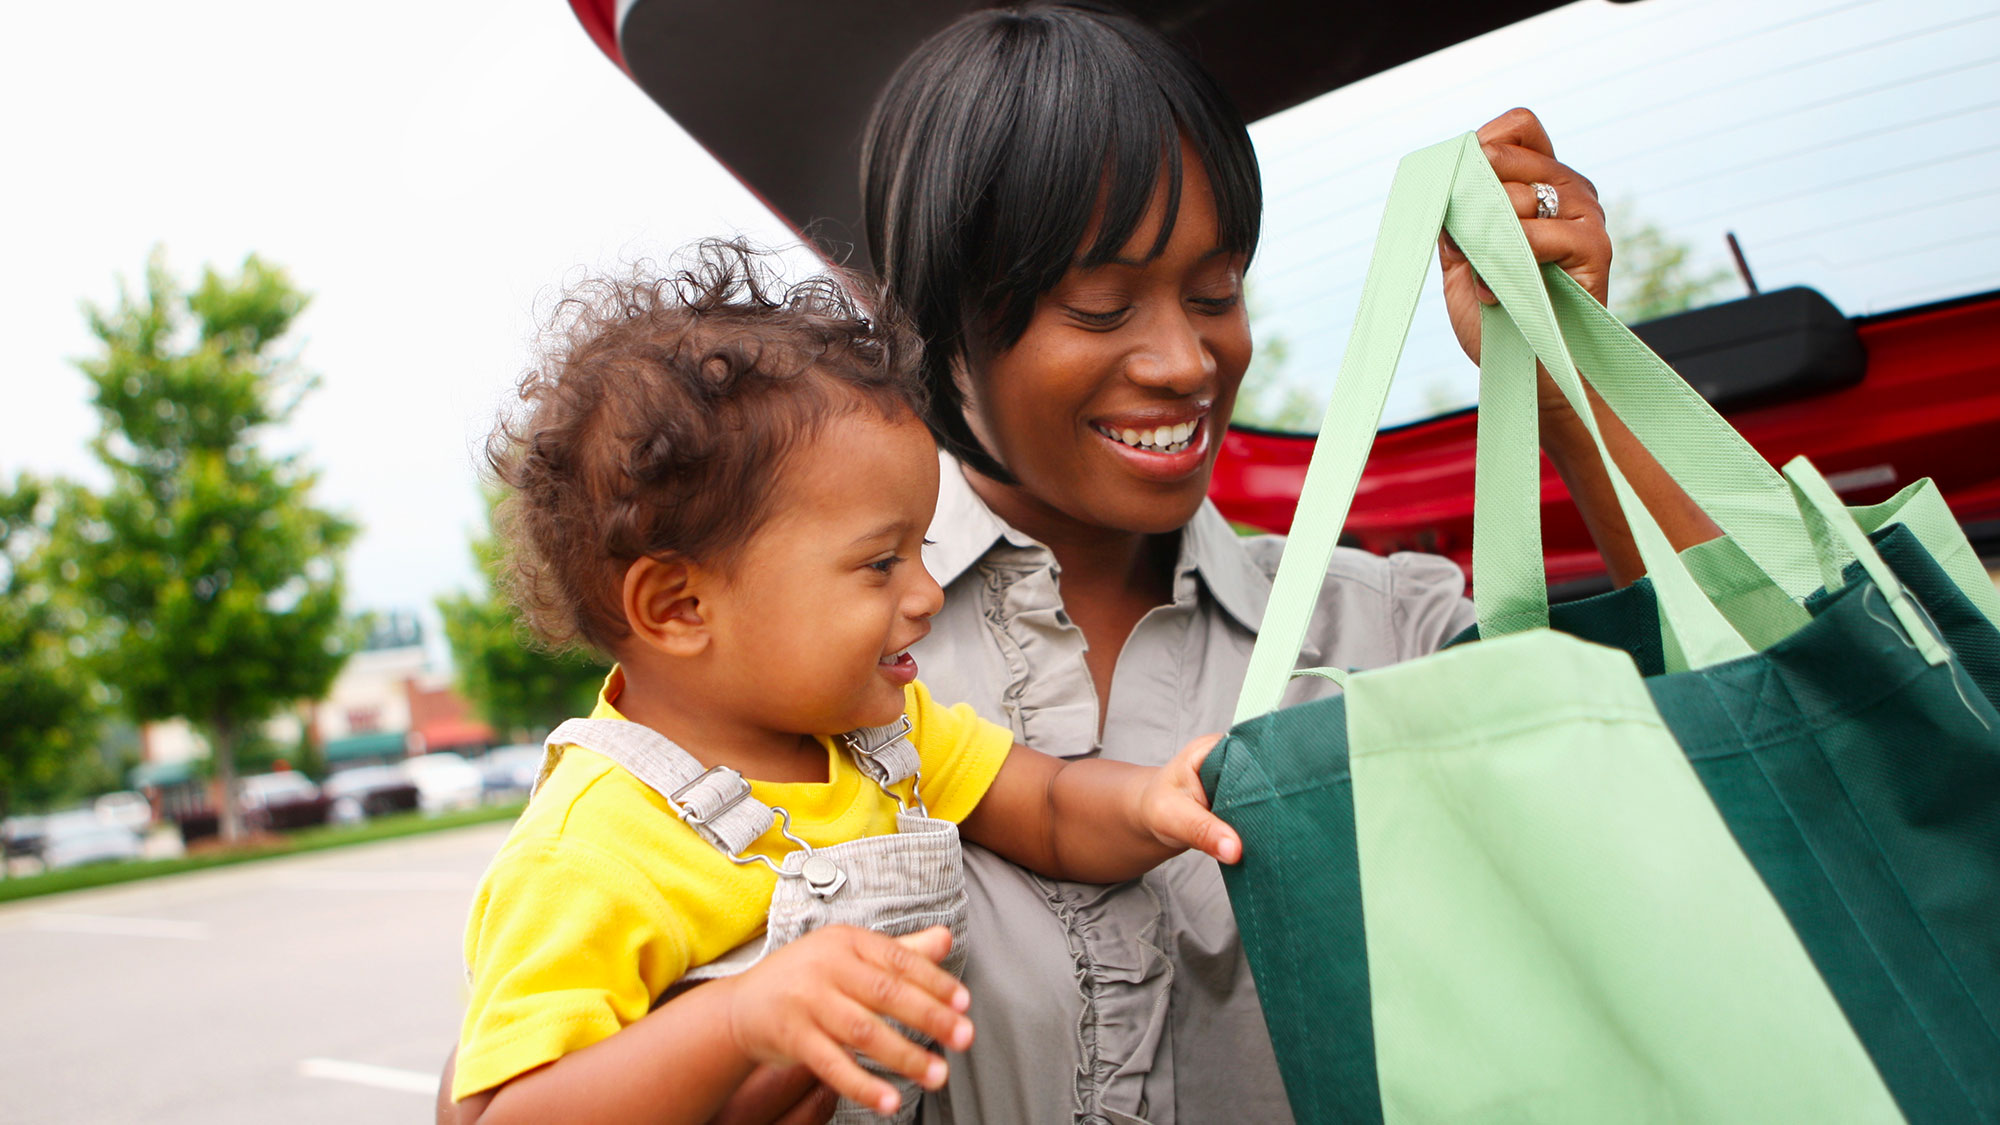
[536,717,970,1124]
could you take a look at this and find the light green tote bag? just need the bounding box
[1216,133,1908,1123]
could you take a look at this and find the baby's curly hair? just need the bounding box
[486,240,927,656]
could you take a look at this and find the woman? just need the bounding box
[860,5,1715,1124]
[439,4,1715,1122]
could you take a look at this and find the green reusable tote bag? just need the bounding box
[1440,156,2000,1121]
[1200,132,1981,1123]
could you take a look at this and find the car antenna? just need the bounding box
[1725,231,1760,296]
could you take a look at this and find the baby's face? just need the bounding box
[703,408,943,735]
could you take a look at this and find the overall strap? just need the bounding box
[540,718,776,858]
[836,716,924,810]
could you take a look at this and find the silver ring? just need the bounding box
[1532,181,1559,220]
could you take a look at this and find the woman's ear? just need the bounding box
[621,555,709,658]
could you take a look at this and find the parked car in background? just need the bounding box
[92,791,153,833]
[38,811,144,871]
[322,765,422,825]
[238,771,332,832]
[400,752,486,815]
[475,744,543,803]
[3,814,46,862]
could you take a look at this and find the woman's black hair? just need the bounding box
[860,1,1261,481]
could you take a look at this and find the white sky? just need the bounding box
[2,0,800,628]
[4,0,1996,626]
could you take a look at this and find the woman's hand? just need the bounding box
[1434,108,1721,583]
[723,925,973,1118]
[1439,106,1612,390]
[1136,734,1240,864]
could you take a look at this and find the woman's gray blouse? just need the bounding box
[912,458,1477,1125]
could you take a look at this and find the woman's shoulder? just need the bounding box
[1236,531,1467,600]
[1234,532,1475,664]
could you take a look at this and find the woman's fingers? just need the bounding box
[766,1082,839,1125]
[705,1064,829,1125]
[1476,106,1555,158]
[1520,218,1613,299]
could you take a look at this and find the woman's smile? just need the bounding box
[1088,409,1213,481]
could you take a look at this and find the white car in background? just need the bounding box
[399,752,486,815]
[39,811,144,871]
[93,791,153,832]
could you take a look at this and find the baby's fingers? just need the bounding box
[1155,796,1243,864]
[861,927,971,1016]
[794,1026,907,1118]
[839,941,975,1052]
[819,995,948,1095]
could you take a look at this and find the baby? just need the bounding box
[451,243,1237,1124]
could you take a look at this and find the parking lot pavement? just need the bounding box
[0,820,514,1125]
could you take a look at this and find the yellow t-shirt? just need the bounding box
[452,674,1014,1101]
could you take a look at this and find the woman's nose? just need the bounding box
[1126,307,1216,393]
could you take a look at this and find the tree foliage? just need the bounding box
[1231,283,1318,432]
[437,493,605,741]
[0,475,101,850]
[62,252,357,841]
[1608,200,1739,325]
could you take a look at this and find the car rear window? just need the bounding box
[1240,0,2000,432]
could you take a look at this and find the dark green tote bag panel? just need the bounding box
[1451,523,2000,1121]
[1199,697,1379,1124]
[1206,132,2000,1123]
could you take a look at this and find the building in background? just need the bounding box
[131,610,492,790]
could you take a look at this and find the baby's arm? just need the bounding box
[459,925,972,1125]
[959,735,1239,884]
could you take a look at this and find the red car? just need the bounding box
[566,0,2000,593]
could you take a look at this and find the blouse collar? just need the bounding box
[922,453,1271,634]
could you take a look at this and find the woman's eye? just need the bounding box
[1191,292,1242,315]
[1065,305,1131,328]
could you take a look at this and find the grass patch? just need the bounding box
[0,802,523,905]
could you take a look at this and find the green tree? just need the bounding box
[0,476,101,867]
[62,252,357,842]
[1608,199,1738,325]
[437,493,605,742]
[1232,283,1319,432]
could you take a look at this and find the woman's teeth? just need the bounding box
[1096,420,1197,454]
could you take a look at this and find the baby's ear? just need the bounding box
[621,555,708,657]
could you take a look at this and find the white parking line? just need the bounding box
[30,913,209,940]
[300,1057,438,1095]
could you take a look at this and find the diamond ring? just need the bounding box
[1532,181,1559,220]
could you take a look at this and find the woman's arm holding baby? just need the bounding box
[961,735,1239,884]
[458,926,971,1125]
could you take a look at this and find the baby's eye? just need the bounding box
[868,555,905,575]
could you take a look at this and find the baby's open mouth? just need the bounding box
[878,649,919,684]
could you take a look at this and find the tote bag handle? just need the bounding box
[1235,134,1752,724]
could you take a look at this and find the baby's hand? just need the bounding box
[721,925,973,1118]
[1138,734,1241,864]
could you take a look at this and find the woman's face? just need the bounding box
[962,140,1252,537]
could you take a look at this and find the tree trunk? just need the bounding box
[212,715,245,843]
